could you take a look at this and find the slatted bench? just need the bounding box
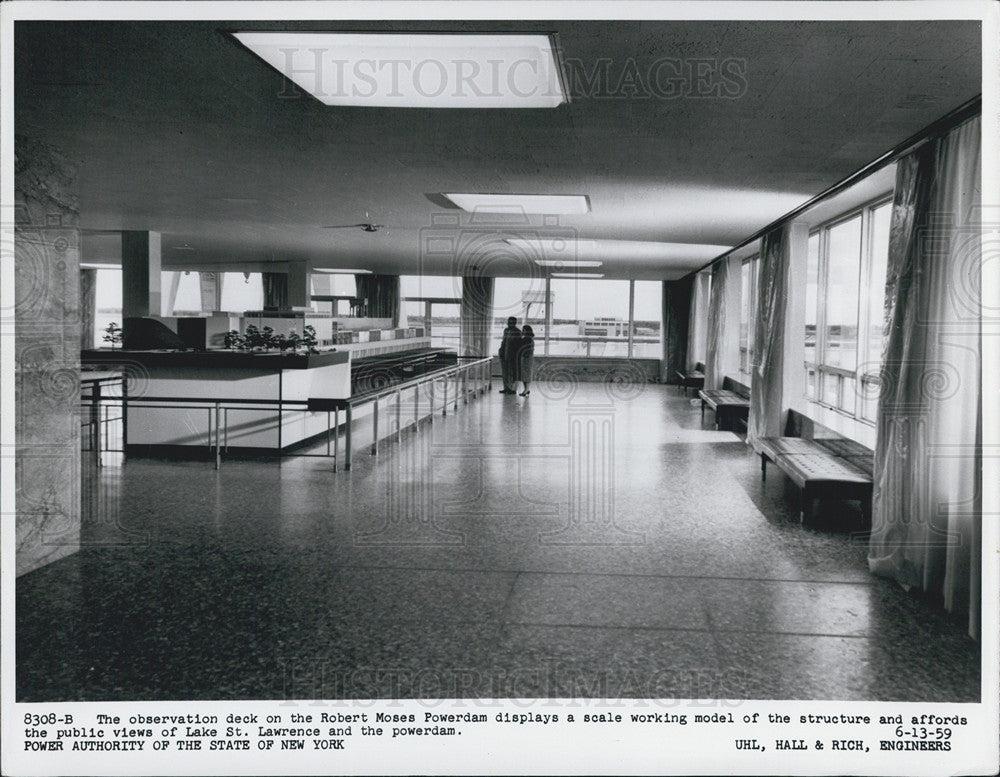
[675,361,706,396]
[698,376,750,431]
[757,409,873,523]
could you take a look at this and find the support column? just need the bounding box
[121,230,162,319]
[14,135,82,575]
[80,268,97,350]
[662,276,694,383]
[287,261,310,308]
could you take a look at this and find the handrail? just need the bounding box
[344,356,492,407]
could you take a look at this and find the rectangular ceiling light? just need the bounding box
[448,194,590,214]
[311,268,372,274]
[551,272,605,279]
[534,260,602,268]
[232,32,568,108]
[80,262,121,270]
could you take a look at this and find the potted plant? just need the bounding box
[243,324,262,350]
[223,330,244,351]
[102,322,123,350]
[301,325,319,354]
[261,326,275,351]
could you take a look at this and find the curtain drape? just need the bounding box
[747,227,788,450]
[704,258,731,390]
[662,277,693,382]
[355,274,401,323]
[262,272,288,309]
[868,115,982,638]
[686,271,711,370]
[460,276,494,357]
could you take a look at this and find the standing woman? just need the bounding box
[518,325,535,396]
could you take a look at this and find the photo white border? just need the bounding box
[1,2,997,775]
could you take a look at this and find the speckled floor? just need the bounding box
[16,382,980,701]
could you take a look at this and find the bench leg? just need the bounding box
[760,454,767,481]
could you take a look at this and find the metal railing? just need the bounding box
[79,357,492,472]
[80,373,126,467]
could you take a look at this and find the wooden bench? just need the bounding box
[698,376,750,431]
[757,409,873,524]
[675,361,706,396]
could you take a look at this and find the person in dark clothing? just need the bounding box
[518,325,535,396]
[498,317,521,394]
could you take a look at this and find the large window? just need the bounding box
[220,272,263,313]
[739,254,760,377]
[402,275,461,349]
[310,273,357,315]
[490,277,660,358]
[805,198,891,423]
[632,281,663,358]
[93,268,122,348]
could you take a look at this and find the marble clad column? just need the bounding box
[13,135,82,575]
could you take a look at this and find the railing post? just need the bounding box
[430,380,435,424]
[463,369,469,404]
[443,379,448,416]
[414,385,419,431]
[214,402,221,470]
[334,406,340,472]
[371,398,379,455]
[91,382,102,468]
[345,404,353,470]
[396,390,402,443]
[326,410,332,457]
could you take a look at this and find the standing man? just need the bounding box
[498,316,521,394]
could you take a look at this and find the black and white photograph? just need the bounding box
[2,1,998,774]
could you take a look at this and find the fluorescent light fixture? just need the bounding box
[80,262,121,270]
[551,272,605,279]
[311,268,372,274]
[534,260,603,268]
[232,32,569,108]
[446,193,589,215]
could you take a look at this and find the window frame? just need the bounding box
[805,194,893,425]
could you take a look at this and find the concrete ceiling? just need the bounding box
[16,19,981,279]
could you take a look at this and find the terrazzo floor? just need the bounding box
[16,381,980,702]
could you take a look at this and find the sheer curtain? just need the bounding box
[460,276,494,357]
[704,258,731,390]
[868,115,982,638]
[747,227,788,449]
[686,271,711,370]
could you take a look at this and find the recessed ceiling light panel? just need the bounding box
[311,268,372,274]
[446,194,590,214]
[551,272,605,279]
[232,32,569,108]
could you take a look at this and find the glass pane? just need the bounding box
[822,216,862,370]
[821,372,840,407]
[632,281,662,358]
[805,366,817,399]
[839,376,857,414]
[492,277,548,351]
[221,272,263,313]
[549,278,630,356]
[860,376,879,423]
[429,303,460,350]
[94,268,122,348]
[164,271,202,315]
[805,233,819,364]
[739,261,751,350]
[866,202,891,375]
[311,273,357,298]
[401,275,461,300]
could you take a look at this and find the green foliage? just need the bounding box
[102,322,123,349]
